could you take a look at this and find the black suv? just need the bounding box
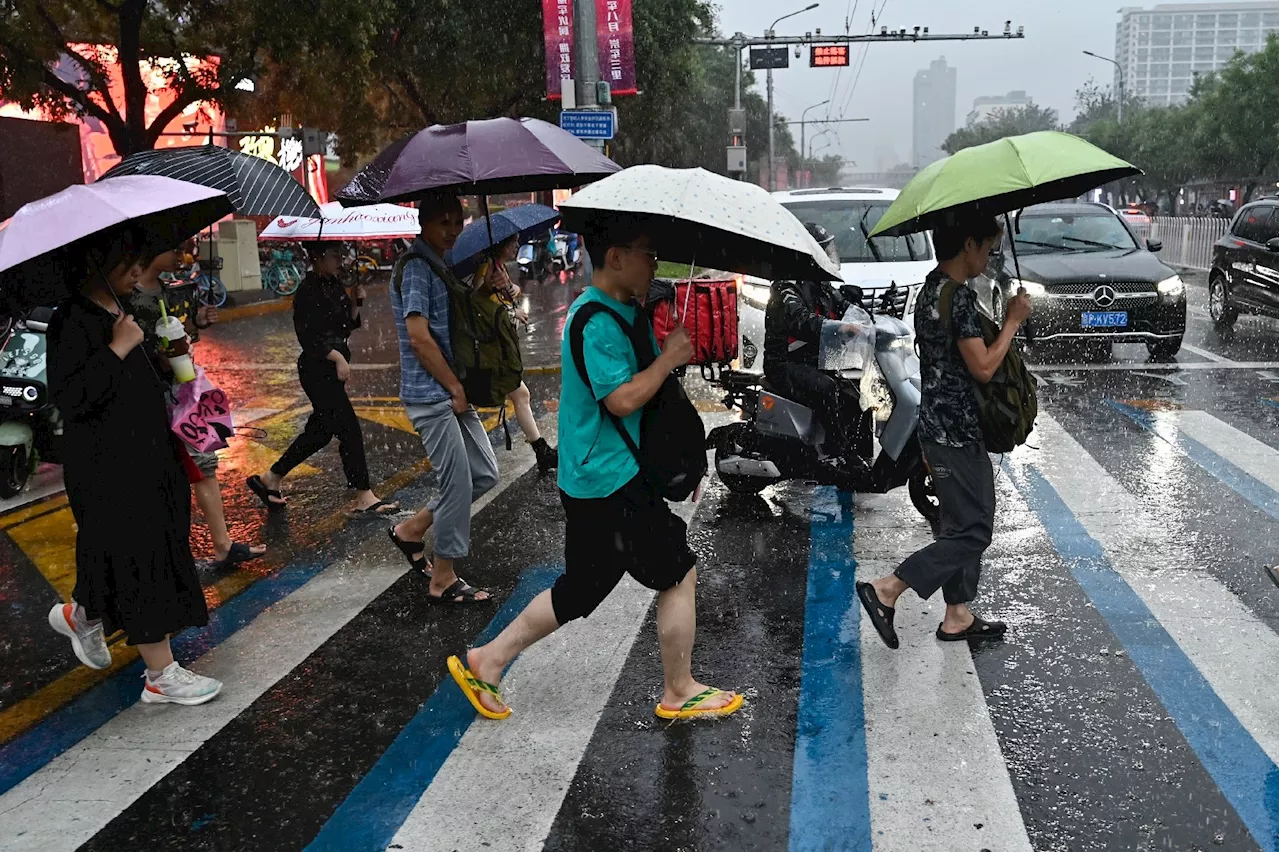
[1209,197,1279,339]
[987,202,1187,359]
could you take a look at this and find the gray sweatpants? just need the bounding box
[406,401,501,560]
[894,441,995,605]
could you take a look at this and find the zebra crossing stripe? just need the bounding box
[1174,409,1279,491]
[1009,412,1279,849]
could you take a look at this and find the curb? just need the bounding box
[217,295,294,322]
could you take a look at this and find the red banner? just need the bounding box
[596,0,637,96]
[543,0,575,100]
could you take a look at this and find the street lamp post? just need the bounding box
[1083,50,1125,124]
[767,3,819,191]
[799,98,830,187]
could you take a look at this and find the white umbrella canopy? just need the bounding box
[259,201,420,241]
[558,165,840,282]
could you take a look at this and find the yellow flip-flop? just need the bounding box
[654,687,744,720]
[447,655,512,720]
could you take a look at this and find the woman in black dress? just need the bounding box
[47,229,222,706]
[247,241,399,515]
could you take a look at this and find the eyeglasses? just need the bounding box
[625,246,659,262]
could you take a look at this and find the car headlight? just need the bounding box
[739,281,771,310]
[1156,274,1185,301]
[1008,278,1047,298]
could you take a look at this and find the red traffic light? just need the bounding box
[810,44,850,67]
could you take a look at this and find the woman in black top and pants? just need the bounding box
[247,242,399,515]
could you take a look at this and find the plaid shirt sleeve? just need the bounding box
[400,258,453,361]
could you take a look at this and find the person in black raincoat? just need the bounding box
[762,222,857,459]
[47,228,222,706]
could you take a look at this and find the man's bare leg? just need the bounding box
[193,477,266,562]
[466,589,560,713]
[392,508,434,567]
[655,569,736,712]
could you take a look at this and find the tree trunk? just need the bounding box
[116,0,150,155]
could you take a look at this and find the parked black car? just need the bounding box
[986,202,1187,360]
[1209,197,1278,339]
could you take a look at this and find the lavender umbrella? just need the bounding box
[337,117,620,205]
[0,175,233,309]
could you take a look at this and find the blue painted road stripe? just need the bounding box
[1108,401,1279,521]
[1016,464,1279,851]
[789,487,872,852]
[305,564,561,852]
[0,560,326,796]
[1262,397,1279,410]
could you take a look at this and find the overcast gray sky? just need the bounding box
[714,0,1164,170]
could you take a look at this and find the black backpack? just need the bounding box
[938,280,1038,454]
[568,301,707,501]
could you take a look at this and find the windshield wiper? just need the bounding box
[1062,236,1129,251]
[858,207,883,262]
[1014,238,1080,252]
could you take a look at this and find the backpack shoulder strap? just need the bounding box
[937,278,960,349]
[568,301,643,461]
[391,249,427,298]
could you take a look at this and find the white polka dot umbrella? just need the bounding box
[558,165,841,281]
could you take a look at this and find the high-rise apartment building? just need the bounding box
[1115,2,1279,106]
[912,57,956,169]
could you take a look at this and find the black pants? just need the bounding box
[551,476,696,625]
[894,442,994,605]
[767,361,851,454]
[272,359,371,491]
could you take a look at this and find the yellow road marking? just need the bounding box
[7,506,78,601]
[0,493,68,531]
[352,407,418,435]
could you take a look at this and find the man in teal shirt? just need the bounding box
[445,218,743,722]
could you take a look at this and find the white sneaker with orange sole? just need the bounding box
[47,602,111,670]
[140,662,222,706]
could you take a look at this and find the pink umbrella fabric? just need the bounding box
[337,117,620,205]
[0,175,232,308]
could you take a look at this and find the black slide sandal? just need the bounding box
[246,475,286,510]
[936,616,1007,642]
[351,500,402,517]
[387,526,431,579]
[209,542,264,570]
[856,581,900,649]
[426,578,492,606]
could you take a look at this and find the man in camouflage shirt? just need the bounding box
[855,213,1031,650]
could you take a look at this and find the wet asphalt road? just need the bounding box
[0,269,1276,852]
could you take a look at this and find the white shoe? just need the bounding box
[140,662,222,706]
[47,603,111,670]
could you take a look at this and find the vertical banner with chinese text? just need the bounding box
[543,0,575,99]
[596,0,637,95]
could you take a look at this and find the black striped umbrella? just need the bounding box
[101,145,321,218]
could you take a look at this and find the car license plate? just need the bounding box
[1081,311,1128,328]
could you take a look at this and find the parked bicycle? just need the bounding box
[261,246,303,296]
[162,260,228,308]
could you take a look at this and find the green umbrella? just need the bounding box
[870,131,1141,237]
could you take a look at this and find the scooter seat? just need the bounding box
[27,307,54,325]
[719,369,762,393]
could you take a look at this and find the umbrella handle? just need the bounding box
[678,256,696,324]
[1003,212,1034,344]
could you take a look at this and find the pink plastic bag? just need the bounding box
[168,366,234,453]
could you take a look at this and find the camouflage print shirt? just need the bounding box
[914,268,984,447]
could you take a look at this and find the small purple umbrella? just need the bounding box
[337,117,620,206]
[0,175,233,309]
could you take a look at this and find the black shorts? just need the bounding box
[551,475,697,625]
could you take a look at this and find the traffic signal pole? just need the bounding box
[700,22,1026,185]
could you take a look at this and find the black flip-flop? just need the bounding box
[351,500,402,517]
[246,475,286,510]
[426,578,492,606]
[936,616,1007,642]
[856,581,899,649]
[209,542,265,570]
[388,526,430,579]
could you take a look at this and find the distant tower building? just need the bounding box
[913,56,957,169]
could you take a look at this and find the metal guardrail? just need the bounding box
[1139,216,1230,272]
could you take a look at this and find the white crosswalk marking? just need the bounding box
[1172,410,1279,491]
[1017,413,1279,762]
[854,491,1034,852]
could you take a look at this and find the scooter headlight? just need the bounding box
[21,385,38,402]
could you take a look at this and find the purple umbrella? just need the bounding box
[0,175,233,309]
[336,117,620,206]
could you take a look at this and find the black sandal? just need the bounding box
[246,475,286,510]
[856,581,899,649]
[351,500,402,517]
[426,578,492,606]
[936,616,1007,642]
[387,526,430,578]
[209,542,265,570]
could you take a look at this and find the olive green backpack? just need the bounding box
[392,249,522,409]
[938,280,1038,454]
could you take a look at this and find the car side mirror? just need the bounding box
[1268,237,1279,253]
[1146,238,1163,252]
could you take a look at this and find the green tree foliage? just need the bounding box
[941,103,1061,154]
[0,0,389,158]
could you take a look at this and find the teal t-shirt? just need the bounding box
[558,287,660,499]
